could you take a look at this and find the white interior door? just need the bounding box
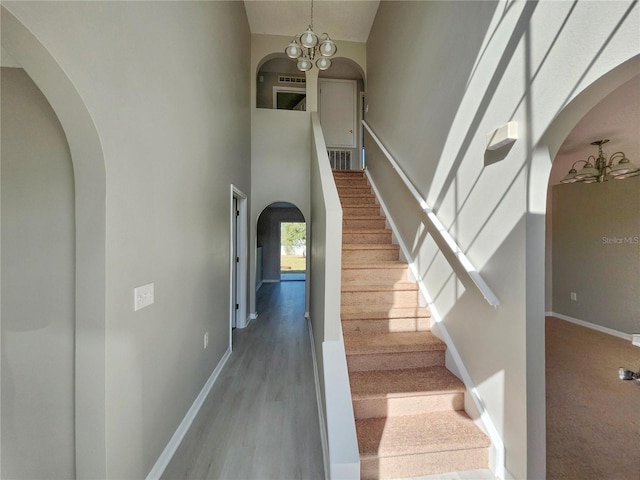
[319,79,357,148]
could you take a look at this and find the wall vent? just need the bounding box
[278,75,306,85]
[327,149,351,170]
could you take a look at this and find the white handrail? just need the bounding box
[362,120,500,307]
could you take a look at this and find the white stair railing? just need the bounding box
[362,120,500,307]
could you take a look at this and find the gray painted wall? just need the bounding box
[552,178,640,333]
[2,2,251,477]
[256,205,305,282]
[366,1,638,478]
[1,67,75,479]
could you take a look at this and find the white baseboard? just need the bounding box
[306,316,329,480]
[547,311,632,341]
[365,170,506,480]
[263,279,280,284]
[146,348,232,480]
[247,312,258,327]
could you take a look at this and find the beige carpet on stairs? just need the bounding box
[334,170,491,480]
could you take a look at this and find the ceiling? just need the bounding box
[550,74,640,185]
[243,0,380,43]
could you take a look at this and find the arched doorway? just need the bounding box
[1,7,107,478]
[543,72,639,478]
[1,65,76,479]
[256,202,307,288]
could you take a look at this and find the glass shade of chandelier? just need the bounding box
[560,139,640,184]
[285,0,337,72]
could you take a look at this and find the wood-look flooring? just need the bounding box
[162,281,325,480]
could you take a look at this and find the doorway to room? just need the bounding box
[256,202,306,288]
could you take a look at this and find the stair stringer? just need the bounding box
[364,169,507,480]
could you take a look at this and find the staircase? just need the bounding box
[334,170,491,480]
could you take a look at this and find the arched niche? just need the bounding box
[1,6,107,478]
[256,55,306,110]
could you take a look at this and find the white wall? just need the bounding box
[552,178,640,332]
[365,1,639,478]
[1,2,251,478]
[1,67,75,479]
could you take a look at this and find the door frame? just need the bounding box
[229,185,248,349]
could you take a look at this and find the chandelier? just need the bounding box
[285,0,337,72]
[560,139,640,184]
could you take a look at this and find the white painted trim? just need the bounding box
[230,185,248,338]
[547,312,633,341]
[362,120,499,307]
[365,170,506,480]
[306,315,330,480]
[246,312,258,327]
[256,280,264,291]
[323,338,360,480]
[146,348,232,480]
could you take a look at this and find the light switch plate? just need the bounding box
[134,283,154,311]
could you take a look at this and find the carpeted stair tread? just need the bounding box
[341,304,431,320]
[342,261,408,270]
[349,366,464,400]
[356,411,491,458]
[344,331,445,355]
[343,243,398,251]
[342,282,418,293]
[342,228,390,234]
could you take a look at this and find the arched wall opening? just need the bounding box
[541,66,639,478]
[1,7,107,478]
[1,65,76,479]
[256,202,307,288]
[256,55,306,110]
[525,54,639,478]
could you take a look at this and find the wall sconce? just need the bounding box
[561,139,640,184]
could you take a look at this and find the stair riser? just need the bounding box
[335,179,369,187]
[347,350,445,372]
[360,448,489,480]
[342,290,419,307]
[343,218,387,230]
[342,247,398,263]
[340,196,377,205]
[337,187,373,196]
[342,317,431,335]
[342,268,409,284]
[342,206,382,217]
[342,232,392,244]
[353,392,464,420]
[341,306,431,320]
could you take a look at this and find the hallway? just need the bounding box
[162,282,324,479]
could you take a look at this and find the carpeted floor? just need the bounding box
[546,316,640,480]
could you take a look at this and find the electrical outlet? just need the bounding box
[134,283,154,311]
[570,292,577,302]
[204,332,209,349]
